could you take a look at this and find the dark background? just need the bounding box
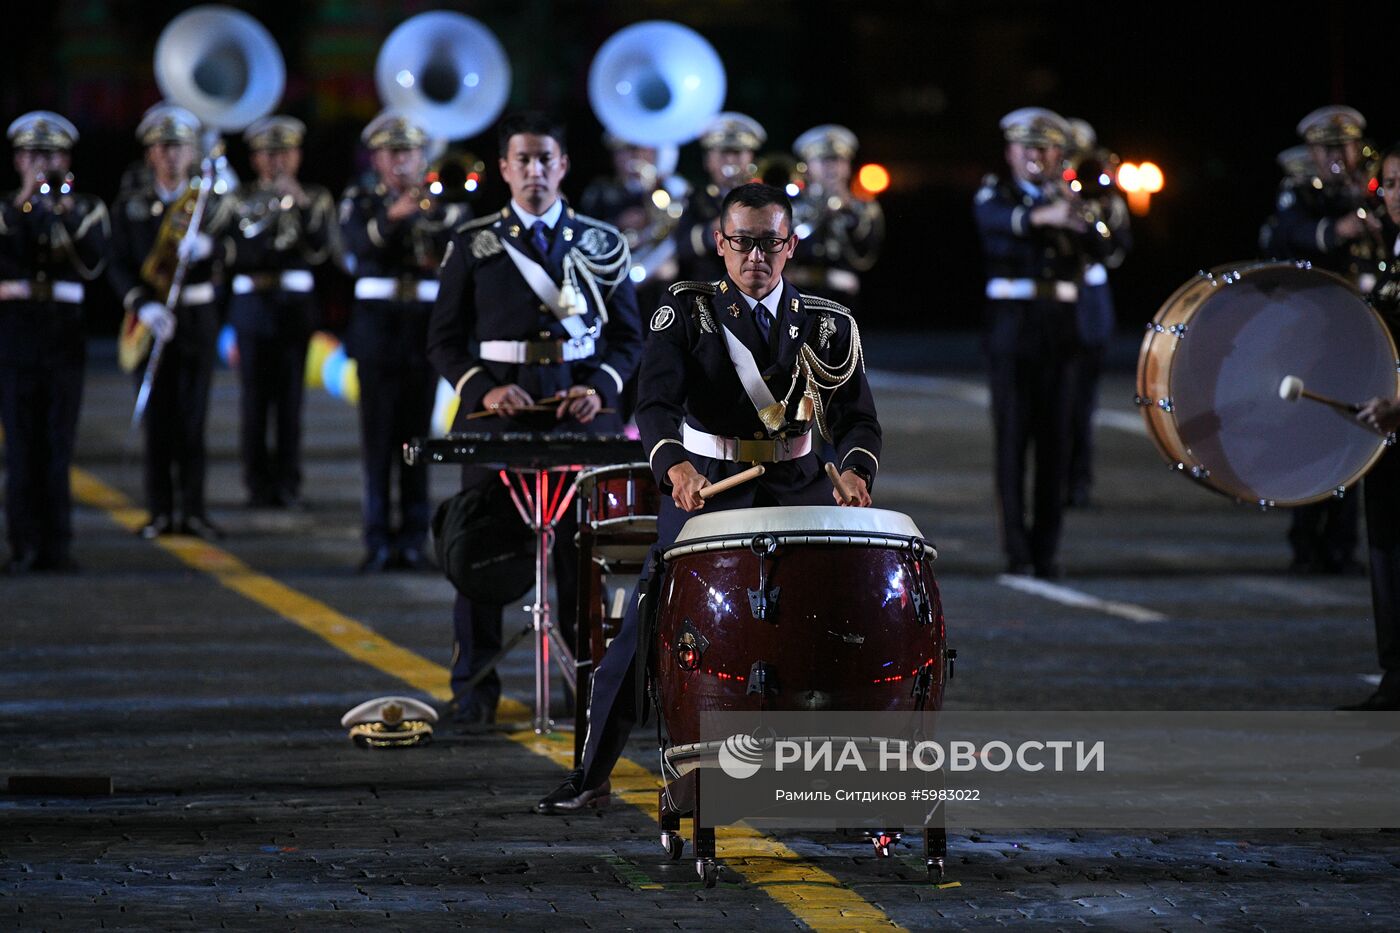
[1,0,1386,336]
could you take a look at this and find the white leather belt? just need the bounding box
[232,269,315,295]
[682,423,812,463]
[0,280,84,304]
[175,282,216,306]
[354,277,440,303]
[985,278,1079,303]
[479,335,595,364]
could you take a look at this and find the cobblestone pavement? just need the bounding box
[3,342,1399,931]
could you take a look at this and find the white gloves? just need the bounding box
[176,232,214,263]
[138,302,176,342]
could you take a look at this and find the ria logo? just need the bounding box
[717,733,766,779]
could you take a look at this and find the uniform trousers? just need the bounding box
[985,299,1076,569]
[1364,445,1400,693]
[232,296,313,503]
[138,304,218,519]
[0,356,83,563]
[355,359,435,552]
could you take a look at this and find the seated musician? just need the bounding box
[536,181,881,813]
[427,111,642,728]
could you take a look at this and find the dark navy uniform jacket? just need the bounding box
[338,185,465,365]
[427,204,643,419]
[636,276,880,497]
[0,191,108,364]
[225,183,337,337]
[672,184,726,283]
[973,173,1114,282]
[107,181,229,355]
[1264,178,1380,281]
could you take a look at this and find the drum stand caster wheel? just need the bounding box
[661,831,685,861]
[869,831,901,858]
[927,856,946,880]
[696,857,719,888]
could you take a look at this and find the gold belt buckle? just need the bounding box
[32,280,53,302]
[526,340,560,364]
[734,438,777,463]
[397,275,417,303]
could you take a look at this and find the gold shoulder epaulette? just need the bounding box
[669,280,720,297]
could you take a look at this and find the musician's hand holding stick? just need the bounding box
[667,461,766,512]
[1356,395,1400,435]
[554,385,601,423]
[826,461,871,507]
[481,384,534,417]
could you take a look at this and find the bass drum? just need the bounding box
[1137,261,1399,506]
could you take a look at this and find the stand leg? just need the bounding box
[693,771,719,887]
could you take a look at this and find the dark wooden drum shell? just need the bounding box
[655,507,946,748]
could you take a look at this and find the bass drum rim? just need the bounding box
[1136,260,1399,506]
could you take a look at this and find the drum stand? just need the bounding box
[499,466,581,734]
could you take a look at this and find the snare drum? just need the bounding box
[1137,261,1400,506]
[654,506,946,753]
[575,461,659,566]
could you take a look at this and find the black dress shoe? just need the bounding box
[246,490,278,508]
[446,697,497,731]
[535,768,611,814]
[398,546,430,571]
[1033,563,1064,581]
[138,514,174,540]
[1337,690,1400,712]
[180,514,225,541]
[1004,559,1033,576]
[358,545,394,573]
[1065,486,1092,508]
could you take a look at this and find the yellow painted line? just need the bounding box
[72,465,908,931]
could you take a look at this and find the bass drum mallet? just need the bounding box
[1278,375,1361,414]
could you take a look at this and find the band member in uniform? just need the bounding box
[1341,143,1400,712]
[226,116,338,509]
[788,124,884,309]
[428,111,642,727]
[0,112,109,572]
[1267,106,1379,575]
[339,111,467,572]
[973,107,1114,578]
[536,181,880,813]
[1062,117,1131,508]
[578,133,687,320]
[673,112,764,284]
[108,104,230,541]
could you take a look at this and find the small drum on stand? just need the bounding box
[1137,261,1400,506]
[572,464,660,763]
[649,505,952,884]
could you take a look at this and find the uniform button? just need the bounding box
[539,330,552,339]
[539,304,549,312]
[753,432,764,440]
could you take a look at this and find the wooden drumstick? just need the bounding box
[465,405,616,420]
[825,461,855,503]
[1278,375,1360,414]
[698,464,765,500]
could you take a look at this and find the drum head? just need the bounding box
[1166,264,1395,504]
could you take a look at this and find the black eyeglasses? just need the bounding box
[719,233,792,254]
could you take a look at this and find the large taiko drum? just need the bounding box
[654,506,946,756]
[1137,261,1399,506]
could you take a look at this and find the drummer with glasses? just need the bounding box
[536,181,881,813]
